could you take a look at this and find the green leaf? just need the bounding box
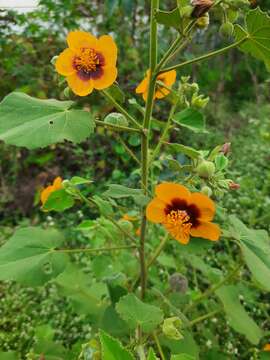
[160,330,199,358]
[147,348,158,360]
[0,227,68,286]
[69,176,92,186]
[0,92,95,149]
[173,108,205,133]
[171,355,195,360]
[104,112,129,127]
[93,195,114,216]
[33,325,67,360]
[100,305,129,336]
[104,184,148,205]
[215,154,229,171]
[155,8,181,30]
[166,142,201,159]
[216,285,262,344]
[55,264,108,316]
[0,352,18,360]
[116,293,164,333]
[229,216,270,291]
[43,189,75,212]
[106,83,125,103]
[99,330,135,360]
[234,8,270,70]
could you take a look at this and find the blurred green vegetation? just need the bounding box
[0,0,270,358]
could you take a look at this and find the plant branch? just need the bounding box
[114,134,141,165]
[152,332,165,360]
[102,89,142,129]
[159,37,249,74]
[55,245,138,254]
[95,119,141,133]
[183,262,243,314]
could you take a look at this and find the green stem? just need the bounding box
[102,89,142,129]
[146,233,169,269]
[183,262,243,314]
[139,0,159,300]
[149,101,178,166]
[159,37,249,74]
[55,245,137,254]
[95,119,141,133]
[187,308,222,328]
[152,332,165,360]
[114,134,141,165]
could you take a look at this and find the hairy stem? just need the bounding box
[102,89,142,129]
[139,0,159,300]
[55,245,137,254]
[159,37,249,74]
[95,119,141,133]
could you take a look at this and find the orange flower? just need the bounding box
[55,31,118,96]
[146,182,221,245]
[136,69,176,101]
[40,177,63,205]
[264,344,270,351]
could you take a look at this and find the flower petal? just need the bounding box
[146,198,166,223]
[97,35,118,66]
[188,193,215,221]
[41,185,53,205]
[190,221,221,241]
[165,225,191,245]
[67,31,98,51]
[92,66,117,90]
[67,73,93,96]
[53,177,63,190]
[155,182,191,204]
[136,77,149,94]
[163,70,177,87]
[55,48,76,76]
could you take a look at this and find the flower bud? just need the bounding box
[191,94,209,109]
[191,0,213,18]
[196,13,210,29]
[196,160,215,179]
[219,22,234,38]
[220,142,231,156]
[181,5,193,18]
[229,182,240,190]
[169,273,188,293]
[201,186,213,197]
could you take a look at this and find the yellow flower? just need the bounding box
[40,177,63,205]
[136,69,176,101]
[264,344,270,351]
[55,31,118,96]
[146,182,221,245]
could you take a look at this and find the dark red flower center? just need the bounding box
[165,198,201,227]
[73,48,105,80]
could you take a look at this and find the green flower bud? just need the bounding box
[50,55,58,65]
[104,112,128,128]
[201,186,213,197]
[162,317,183,340]
[196,13,210,29]
[196,160,215,178]
[191,94,209,109]
[181,5,193,18]
[219,22,234,38]
[63,86,70,98]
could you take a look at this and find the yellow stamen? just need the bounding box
[164,210,192,243]
[74,48,100,72]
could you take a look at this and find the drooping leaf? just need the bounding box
[43,189,75,212]
[0,227,68,286]
[173,108,205,133]
[234,8,270,70]
[99,330,135,360]
[165,142,201,159]
[229,215,270,291]
[55,264,108,316]
[116,293,164,333]
[103,184,148,205]
[0,352,18,360]
[0,92,95,149]
[147,348,158,360]
[216,285,263,344]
